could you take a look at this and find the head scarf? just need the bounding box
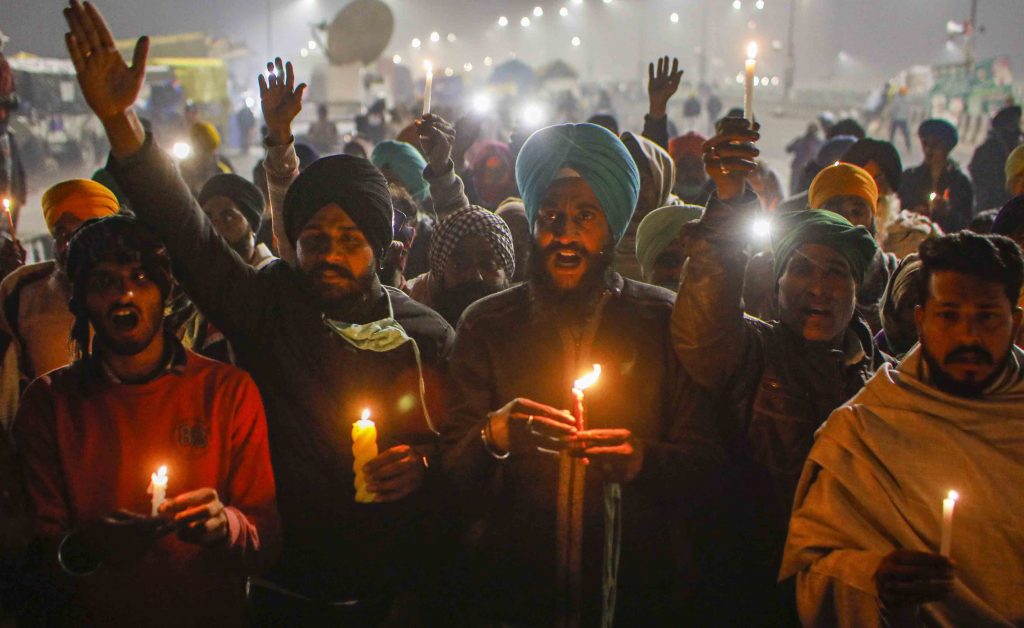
[371,140,430,203]
[198,173,265,232]
[515,123,640,244]
[1005,145,1024,187]
[880,253,924,354]
[635,204,702,279]
[991,195,1024,238]
[772,210,878,285]
[843,138,903,192]
[621,132,676,209]
[470,141,518,209]
[190,121,221,152]
[41,179,120,234]
[429,206,515,279]
[282,155,394,260]
[668,132,706,163]
[918,119,959,151]
[808,163,879,213]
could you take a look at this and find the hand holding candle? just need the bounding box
[744,42,758,122]
[352,409,378,503]
[2,198,15,236]
[940,489,958,556]
[572,364,602,431]
[148,465,168,516]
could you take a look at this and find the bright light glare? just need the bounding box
[732,0,742,9]
[308,40,317,50]
[533,6,543,17]
[755,0,765,9]
[244,97,255,108]
[411,37,421,48]
[521,16,531,27]
[447,33,457,43]
[572,0,583,4]
[392,54,402,64]
[670,12,679,23]
[444,67,454,77]
[171,142,192,160]
[521,102,546,126]
[300,48,309,57]
[472,93,493,113]
[484,56,494,66]
[430,31,440,43]
[747,41,759,59]
[750,218,772,240]
[735,73,744,84]
[571,36,582,47]
[498,15,509,26]
[463,62,473,72]
[560,7,569,16]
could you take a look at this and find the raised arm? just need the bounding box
[259,57,306,266]
[63,0,267,341]
[418,114,471,218]
[671,120,762,390]
[644,56,683,149]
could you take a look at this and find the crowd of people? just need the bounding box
[0,1,1022,626]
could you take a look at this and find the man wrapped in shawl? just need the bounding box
[782,232,1024,626]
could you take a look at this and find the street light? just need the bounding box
[571,36,582,47]
[533,6,543,17]
[733,0,742,9]
[670,12,679,23]
[430,31,440,43]
[560,6,569,17]
[498,15,509,26]
[411,37,421,48]
[521,16,531,27]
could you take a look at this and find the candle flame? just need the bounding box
[360,408,371,421]
[1,198,9,211]
[947,489,959,502]
[573,364,602,392]
[929,192,938,202]
[424,60,433,73]
[746,41,758,60]
[151,465,168,484]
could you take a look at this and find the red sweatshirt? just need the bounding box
[14,349,280,628]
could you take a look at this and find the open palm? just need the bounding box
[63,0,148,122]
[259,57,306,134]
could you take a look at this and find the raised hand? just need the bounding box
[416,113,456,174]
[258,57,306,146]
[648,56,684,118]
[63,0,148,123]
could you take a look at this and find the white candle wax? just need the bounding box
[422,68,434,116]
[940,490,958,556]
[148,465,168,516]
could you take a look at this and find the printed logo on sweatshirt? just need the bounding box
[174,420,211,456]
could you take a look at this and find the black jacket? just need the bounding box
[108,137,455,602]
[898,161,974,233]
[441,275,722,626]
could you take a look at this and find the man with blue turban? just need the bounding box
[898,118,974,233]
[670,118,890,625]
[442,123,721,625]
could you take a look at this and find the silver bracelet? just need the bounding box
[480,416,510,460]
[57,532,101,577]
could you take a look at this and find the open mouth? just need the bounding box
[552,250,583,269]
[109,308,140,332]
[802,306,832,318]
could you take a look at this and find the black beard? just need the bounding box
[433,280,505,327]
[527,239,614,321]
[302,263,380,318]
[921,340,1006,398]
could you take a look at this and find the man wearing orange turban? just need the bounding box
[0,178,119,430]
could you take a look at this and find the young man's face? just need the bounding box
[916,270,1021,397]
[202,196,254,258]
[53,214,88,271]
[777,243,858,343]
[822,195,875,232]
[920,135,949,167]
[295,204,376,303]
[84,260,165,356]
[533,177,613,291]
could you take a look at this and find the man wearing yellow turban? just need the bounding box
[0,178,118,429]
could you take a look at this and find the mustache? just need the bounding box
[945,345,994,366]
[309,263,357,280]
[544,242,589,257]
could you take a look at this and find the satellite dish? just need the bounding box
[322,0,394,66]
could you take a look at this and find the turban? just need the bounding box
[668,132,706,162]
[295,143,321,171]
[843,138,903,192]
[992,195,1024,238]
[1006,145,1024,187]
[66,215,174,314]
[198,173,266,232]
[622,132,676,209]
[41,179,119,234]
[189,121,221,152]
[282,155,394,260]
[371,140,430,203]
[515,123,640,244]
[635,204,702,280]
[90,168,127,208]
[429,206,516,280]
[772,210,878,285]
[918,119,958,151]
[808,163,879,213]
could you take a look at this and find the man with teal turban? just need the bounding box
[669,119,890,625]
[442,122,721,626]
[371,140,430,203]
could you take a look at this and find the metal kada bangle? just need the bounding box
[481,415,510,460]
[58,532,101,577]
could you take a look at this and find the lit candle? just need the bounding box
[744,42,758,122]
[572,364,602,431]
[148,465,168,516]
[422,62,434,116]
[1,198,14,236]
[352,408,378,503]
[940,489,958,556]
